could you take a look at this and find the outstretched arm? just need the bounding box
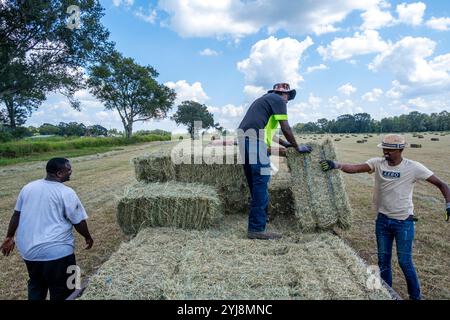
[320,160,372,174]
[0,211,20,256]
[73,220,94,249]
[426,175,450,221]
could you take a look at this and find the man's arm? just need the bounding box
[73,220,94,249]
[272,135,291,148]
[0,211,20,256]
[426,175,450,221]
[279,120,299,148]
[320,160,372,174]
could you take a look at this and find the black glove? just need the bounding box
[446,206,450,222]
[320,160,336,172]
[283,142,293,148]
[296,145,312,154]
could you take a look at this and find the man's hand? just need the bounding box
[85,236,94,250]
[446,206,450,222]
[320,160,336,172]
[296,145,312,154]
[1,237,15,256]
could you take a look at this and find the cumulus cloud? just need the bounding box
[157,0,381,39]
[396,2,426,26]
[243,85,266,101]
[134,7,157,24]
[113,0,134,7]
[305,64,328,74]
[237,36,313,89]
[338,83,357,95]
[426,17,450,31]
[361,5,394,30]
[164,80,209,106]
[369,36,450,96]
[199,48,219,56]
[318,30,390,61]
[362,88,383,102]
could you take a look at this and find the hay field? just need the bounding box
[0,134,449,299]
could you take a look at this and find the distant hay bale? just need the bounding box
[410,144,422,148]
[417,135,424,139]
[81,220,392,300]
[117,182,223,235]
[356,140,365,143]
[286,139,352,232]
[334,138,341,142]
[431,138,440,141]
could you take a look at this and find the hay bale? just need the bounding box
[410,144,422,148]
[431,138,440,141]
[356,140,365,143]
[418,135,424,139]
[133,153,175,183]
[334,138,341,142]
[117,182,223,235]
[285,139,352,232]
[81,217,392,300]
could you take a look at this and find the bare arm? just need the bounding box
[426,175,450,203]
[339,163,372,174]
[0,211,20,256]
[279,120,299,148]
[73,220,94,249]
[272,135,291,148]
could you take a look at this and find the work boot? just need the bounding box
[247,230,282,240]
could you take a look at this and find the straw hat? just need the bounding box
[377,134,407,149]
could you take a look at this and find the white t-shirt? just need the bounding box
[366,157,433,220]
[14,179,88,261]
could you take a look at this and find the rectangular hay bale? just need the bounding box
[117,182,223,235]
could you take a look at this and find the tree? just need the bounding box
[86,124,107,136]
[0,0,113,124]
[88,51,176,138]
[172,101,215,139]
[38,123,61,135]
[58,122,86,136]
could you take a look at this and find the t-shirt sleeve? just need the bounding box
[414,161,434,181]
[14,188,24,212]
[271,98,288,120]
[365,157,380,174]
[63,190,88,224]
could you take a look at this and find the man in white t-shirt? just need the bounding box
[0,158,93,300]
[320,134,450,300]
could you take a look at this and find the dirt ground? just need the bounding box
[0,134,449,300]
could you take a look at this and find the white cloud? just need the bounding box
[243,85,266,101]
[164,80,209,106]
[134,7,157,24]
[305,64,328,74]
[338,83,357,95]
[361,6,394,30]
[386,80,408,99]
[157,0,381,39]
[396,2,426,26]
[426,16,450,31]
[362,88,383,102]
[318,30,390,60]
[237,36,313,89]
[199,48,219,56]
[308,93,322,109]
[369,37,450,96]
[113,0,134,7]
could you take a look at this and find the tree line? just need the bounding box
[293,111,450,134]
[0,1,218,141]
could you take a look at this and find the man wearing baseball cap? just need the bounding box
[319,134,450,300]
[238,83,312,240]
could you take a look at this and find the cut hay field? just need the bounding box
[0,133,448,299]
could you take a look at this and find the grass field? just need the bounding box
[0,133,448,299]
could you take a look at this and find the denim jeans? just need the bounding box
[375,213,421,300]
[240,137,271,232]
[24,254,76,300]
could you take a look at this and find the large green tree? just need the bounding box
[0,0,113,126]
[171,101,216,139]
[88,51,176,138]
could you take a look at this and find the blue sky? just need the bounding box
[28,0,450,133]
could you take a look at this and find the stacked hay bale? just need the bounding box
[81,216,392,300]
[286,139,352,232]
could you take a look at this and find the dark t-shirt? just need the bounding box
[238,93,288,146]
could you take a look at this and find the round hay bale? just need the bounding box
[410,144,422,148]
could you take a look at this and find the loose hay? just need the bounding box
[117,182,223,235]
[286,139,352,232]
[81,217,391,300]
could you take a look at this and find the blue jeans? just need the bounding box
[240,137,271,232]
[375,213,421,300]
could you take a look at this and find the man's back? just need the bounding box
[15,179,87,261]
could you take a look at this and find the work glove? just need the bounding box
[283,142,294,148]
[296,145,312,154]
[446,205,450,222]
[320,160,336,172]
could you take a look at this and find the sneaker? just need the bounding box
[247,230,282,240]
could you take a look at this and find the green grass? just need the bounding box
[0,134,171,166]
